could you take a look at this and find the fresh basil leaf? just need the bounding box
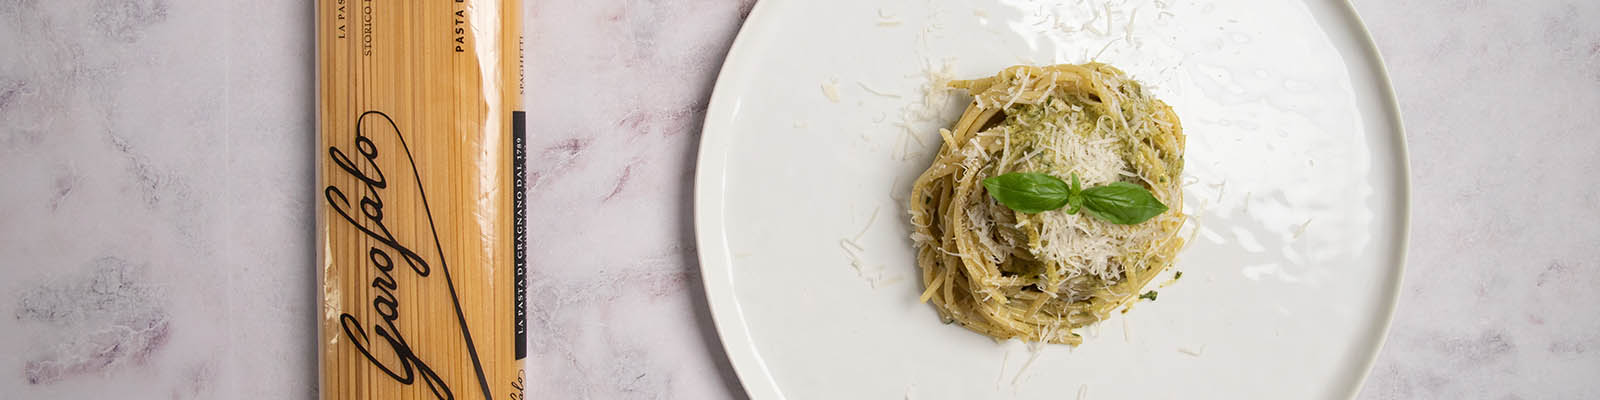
[1078,206,1109,221]
[1139,290,1158,301]
[1079,181,1169,225]
[982,172,1072,214]
[1066,174,1085,214]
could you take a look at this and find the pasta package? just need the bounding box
[316,1,526,399]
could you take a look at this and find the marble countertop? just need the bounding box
[1,0,1596,398]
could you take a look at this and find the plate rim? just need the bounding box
[692,1,1411,398]
[693,0,790,397]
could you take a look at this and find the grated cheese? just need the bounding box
[842,238,864,252]
[1178,345,1206,357]
[876,8,903,26]
[1091,38,1118,61]
[821,80,842,103]
[1081,7,1104,35]
[841,205,907,289]
[889,59,958,163]
[1009,342,1044,388]
[1103,3,1114,34]
[839,239,863,256]
[1293,218,1313,239]
[1122,316,1131,343]
[857,81,902,98]
[854,206,881,242]
[996,349,1010,388]
[1000,98,1134,282]
[1124,7,1139,45]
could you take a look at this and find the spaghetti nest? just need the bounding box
[907,63,1187,345]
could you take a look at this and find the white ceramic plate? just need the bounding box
[694,0,1408,398]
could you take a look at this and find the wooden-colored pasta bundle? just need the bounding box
[316,1,525,399]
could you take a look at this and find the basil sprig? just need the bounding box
[981,172,1169,225]
[977,172,1073,213]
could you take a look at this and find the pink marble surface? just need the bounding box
[0,0,1597,399]
[521,0,751,398]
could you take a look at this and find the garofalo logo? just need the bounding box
[323,111,493,400]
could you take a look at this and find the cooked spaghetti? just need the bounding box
[907,63,1187,345]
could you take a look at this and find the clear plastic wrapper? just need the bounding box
[316,1,525,398]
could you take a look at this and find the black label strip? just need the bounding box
[512,110,528,360]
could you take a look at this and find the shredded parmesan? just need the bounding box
[1293,218,1313,239]
[1081,7,1103,35]
[1103,3,1114,34]
[1178,345,1206,357]
[841,238,864,252]
[876,8,903,26]
[999,97,1135,281]
[1121,316,1131,343]
[1010,342,1045,388]
[857,81,902,98]
[854,206,881,242]
[890,59,958,162]
[821,80,842,103]
[996,349,1010,388]
[1124,7,1139,45]
[839,239,863,256]
[840,206,904,289]
[1091,38,1119,61]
